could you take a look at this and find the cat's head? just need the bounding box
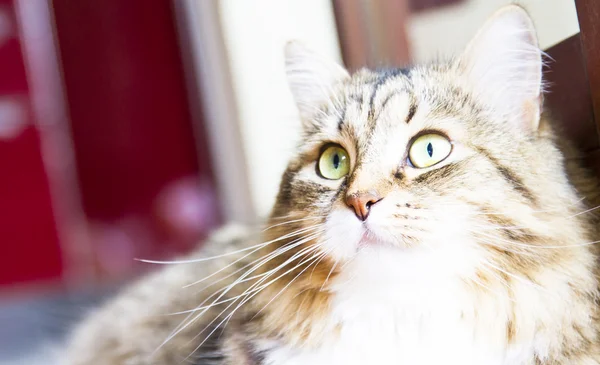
[263,5,591,296]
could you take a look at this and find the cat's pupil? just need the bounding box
[427,142,433,157]
[333,154,340,169]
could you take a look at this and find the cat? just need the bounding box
[63,5,600,365]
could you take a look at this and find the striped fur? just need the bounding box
[64,5,600,365]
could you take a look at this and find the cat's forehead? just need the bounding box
[335,67,477,142]
[337,69,442,138]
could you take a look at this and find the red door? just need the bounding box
[1,0,220,293]
[0,0,63,290]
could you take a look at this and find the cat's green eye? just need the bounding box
[318,145,350,180]
[408,133,452,168]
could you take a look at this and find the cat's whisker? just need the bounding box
[263,216,324,231]
[469,233,540,256]
[472,204,600,229]
[168,269,289,316]
[182,243,324,360]
[475,262,519,300]
[223,231,324,292]
[321,252,338,292]
[182,225,324,288]
[235,243,324,305]
[465,228,538,254]
[170,247,325,317]
[480,260,554,296]
[142,225,321,266]
[186,231,323,315]
[184,261,294,317]
[470,227,600,250]
[189,234,322,299]
[569,203,600,218]
[156,237,319,344]
[200,232,321,303]
[470,223,537,233]
[136,242,270,266]
[464,266,513,303]
[269,212,326,222]
[250,245,327,303]
[309,244,333,282]
[155,229,324,356]
[191,262,264,296]
[216,248,327,338]
[165,295,243,316]
[205,240,326,312]
[469,196,588,217]
[250,249,328,320]
[173,242,322,318]
[167,232,324,322]
[293,288,311,324]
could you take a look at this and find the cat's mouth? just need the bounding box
[358,233,378,246]
[358,227,384,247]
[357,223,414,250]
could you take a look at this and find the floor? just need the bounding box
[0,289,114,365]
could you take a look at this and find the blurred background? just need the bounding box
[0,0,580,363]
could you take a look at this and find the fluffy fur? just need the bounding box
[64,5,600,365]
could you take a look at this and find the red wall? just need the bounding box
[51,0,219,280]
[0,0,63,287]
[52,0,209,221]
[0,0,219,291]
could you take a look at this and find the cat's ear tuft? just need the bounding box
[456,5,543,132]
[284,41,349,126]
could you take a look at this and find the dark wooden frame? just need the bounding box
[332,0,465,71]
[332,0,411,71]
[545,0,600,174]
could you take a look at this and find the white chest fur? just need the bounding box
[262,246,536,365]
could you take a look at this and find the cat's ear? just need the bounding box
[285,41,349,127]
[456,5,543,132]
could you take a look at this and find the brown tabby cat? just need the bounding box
[64,5,600,365]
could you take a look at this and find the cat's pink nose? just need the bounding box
[345,191,382,221]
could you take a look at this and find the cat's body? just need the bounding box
[64,6,600,365]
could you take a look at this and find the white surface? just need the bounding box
[408,0,579,62]
[174,1,255,223]
[218,0,343,218]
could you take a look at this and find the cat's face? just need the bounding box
[267,6,582,279]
